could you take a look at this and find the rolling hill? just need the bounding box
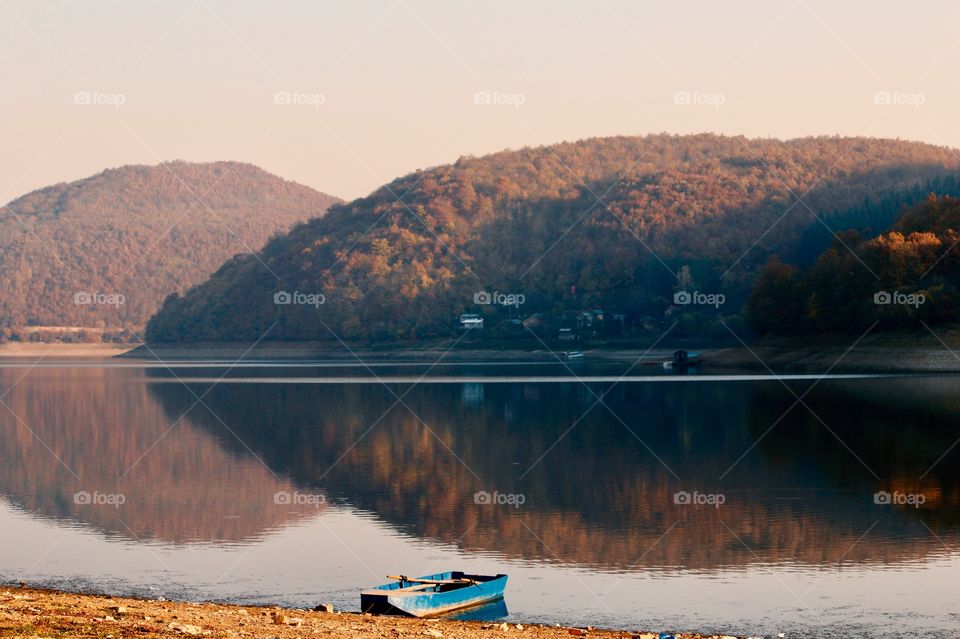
[144,134,960,343]
[0,161,339,336]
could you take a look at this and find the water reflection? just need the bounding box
[1,365,958,573]
[0,367,321,544]
[136,369,960,570]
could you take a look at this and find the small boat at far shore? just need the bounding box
[360,572,508,618]
[563,351,584,360]
[663,349,703,369]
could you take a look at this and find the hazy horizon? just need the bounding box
[3,0,960,202]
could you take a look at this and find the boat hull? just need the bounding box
[361,572,508,618]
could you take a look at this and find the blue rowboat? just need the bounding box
[360,571,508,617]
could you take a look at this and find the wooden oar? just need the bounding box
[387,575,478,585]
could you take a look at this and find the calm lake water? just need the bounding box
[1,358,959,638]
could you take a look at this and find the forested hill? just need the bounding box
[145,135,960,343]
[0,162,340,333]
[748,195,960,335]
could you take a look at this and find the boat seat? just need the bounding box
[394,583,439,593]
[359,583,438,596]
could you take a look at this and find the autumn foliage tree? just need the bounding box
[748,196,960,334]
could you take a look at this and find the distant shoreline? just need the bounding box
[117,328,960,373]
[5,332,960,374]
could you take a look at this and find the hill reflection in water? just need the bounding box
[2,364,958,569]
[0,366,322,544]
[135,368,960,570]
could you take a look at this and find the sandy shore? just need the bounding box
[699,327,960,373]
[0,343,135,358]
[0,586,744,639]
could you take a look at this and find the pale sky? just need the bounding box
[2,0,959,203]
